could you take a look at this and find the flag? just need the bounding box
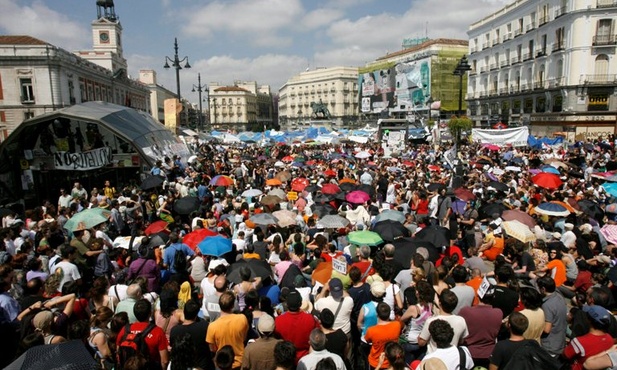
[444,143,457,168]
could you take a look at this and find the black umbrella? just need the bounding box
[427,183,446,192]
[607,161,617,171]
[476,159,492,165]
[371,220,410,242]
[311,204,336,218]
[227,258,273,284]
[339,182,357,192]
[391,237,440,266]
[0,208,14,218]
[140,175,164,190]
[415,224,451,249]
[479,202,507,219]
[488,181,510,192]
[5,340,99,370]
[305,184,319,193]
[568,170,584,179]
[313,194,332,203]
[333,192,347,202]
[578,199,604,221]
[510,157,524,164]
[357,184,376,197]
[173,196,201,215]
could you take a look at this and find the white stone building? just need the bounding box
[278,66,359,129]
[138,69,176,124]
[0,2,149,140]
[467,0,617,140]
[208,81,273,131]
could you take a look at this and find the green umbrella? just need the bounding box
[64,207,111,232]
[347,230,383,247]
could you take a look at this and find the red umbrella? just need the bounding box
[324,169,337,177]
[321,184,341,195]
[291,177,310,192]
[428,165,441,172]
[282,155,294,162]
[305,160,317,166]
[210,175,234,187]
[454,188,476,202]
[531,173,563,189]
[145,220,169,236]
[483,144,500,151]
[402,160,415,167]
[346,190,371,204]
[183,228,218,250]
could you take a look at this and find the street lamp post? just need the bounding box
[453,55,472,117]
[191,73,207,131]
[163,37,191,101]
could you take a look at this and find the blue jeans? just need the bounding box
[401,342,425,365]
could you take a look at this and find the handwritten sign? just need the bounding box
[54,147,112,171]
[332,258,347,275]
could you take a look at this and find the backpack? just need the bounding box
[172,247,187,272]
[116,323,156,370]
[502,341,559,370]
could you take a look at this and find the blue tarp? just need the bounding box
[528,135,564,149]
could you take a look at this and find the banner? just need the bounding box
[53,147,112,171]
[471,127,529,147]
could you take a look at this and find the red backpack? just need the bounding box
[116,323,156,369]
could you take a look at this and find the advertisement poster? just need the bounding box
[358,63,397,113]
[395,59,431,109]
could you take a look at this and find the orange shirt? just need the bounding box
[365,321,402,368]
[546,259,567,287]
[466,276,483,306]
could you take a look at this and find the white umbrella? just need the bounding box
[505,166,521,172]
[113,236,144,250]
[268,188,287,199]
[502,220,536,243]
[355,151,371,159]
[274,161,285,167]
[272,210,298,227]
[241,189,263,198]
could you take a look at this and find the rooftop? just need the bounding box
[214,86,250,93]
[376,38,468,60]
[0,35,48,46]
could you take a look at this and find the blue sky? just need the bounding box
[0,0,511,102]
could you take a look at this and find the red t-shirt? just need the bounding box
[275,311,319,363]
[351,261,375,282]
[116,322,169,364]
[563,332,613,370]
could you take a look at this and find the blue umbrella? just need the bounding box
[535,202,570,217]
[604,183,617,198]
[291,162,305,168]
[541,166,560,175]
[197,236,232,257]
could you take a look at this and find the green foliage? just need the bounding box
[448,116,473,144]
[427,119,436,129]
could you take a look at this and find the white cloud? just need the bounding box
[301,8,345,30]
[0,0,88,50]
[179,0,304,47]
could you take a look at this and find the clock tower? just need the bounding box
[83,0,127,72]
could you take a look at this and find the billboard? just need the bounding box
[359,62,397,113]
[394,59,431,110]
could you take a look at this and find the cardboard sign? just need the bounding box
[332,258,347,275]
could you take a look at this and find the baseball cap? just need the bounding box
[370,281,386,298]
[583,305,611,326]
[329,278,344,301]
[286,290,302,311]
[257,314,275,334]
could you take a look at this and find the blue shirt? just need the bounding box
[163,243,195,274]
[0,292,20,323]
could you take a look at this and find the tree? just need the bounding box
[448,116,473,144]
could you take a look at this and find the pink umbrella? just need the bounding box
[346,190,370,204]
[483,144,500,151]
[600,225,617,245]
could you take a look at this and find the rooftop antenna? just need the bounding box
[425,22,428,38]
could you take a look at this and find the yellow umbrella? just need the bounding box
[502,220,536,243]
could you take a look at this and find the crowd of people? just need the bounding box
[2,136,617,370]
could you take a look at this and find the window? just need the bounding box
[68,81,75,104]
[595,54,609,76]
[20,78,34,103]
[24,111,34,120]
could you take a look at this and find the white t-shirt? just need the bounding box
[419,314,469,354]
[108,284,128,301]
[54,261,81,292]
[314,296,354,334]
[421,346,474,370]
[383,282,401,320]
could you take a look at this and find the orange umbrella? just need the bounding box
[312,261,334,284]
[266,178,283,186]
[339,178,356,185]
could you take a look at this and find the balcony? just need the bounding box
[536,49,547,57]
[533,81,545,90]
[500,60,509,67]
[488,89,498,96]
[552,42,565,52]
[512,107,521,114]
[502,33,511,42]
[493,39,500,46]
[526,22,536,32]
[479,92,487,98]
[547,77,565,88]
[511,56,521,64]
[539,15,549,26]
[499,87,509,95]
[597,0,617,8]
[554,6,567,18]
[514,29,522,37]
[480,66,488,73]
[490,63,498,70]
[581,74,617,84]
[593,34,617,46]
[466,93,475,99]
[310,90,315,94]
[482,42,490,49]
[521,83,531,92]
[469,46,477,53]
[523,52,534,61]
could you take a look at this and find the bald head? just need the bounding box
[214,275,228,293]
[383,244,395,258]
[126,284,142,299]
